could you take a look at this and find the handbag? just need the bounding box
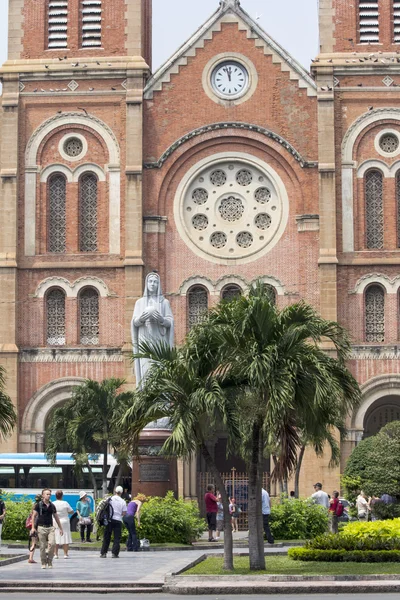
[25,514,33,529]
[79,517,92,526]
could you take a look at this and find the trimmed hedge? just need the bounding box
[341,518,400,539]
[1,497,32,541]
[288,547,400,562]
[306,533,400,551]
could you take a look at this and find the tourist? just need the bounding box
[53,490,74,558]
[123,496,141,552]
[31,489,63,569]
[0,494,5,549]
[229,497,240,532]
[328,490,340,534]
[369,494,381,521]
[76,491,93,543]
[215,492,224,541]
[356,490,370,521]
[204,484,218,542]
[311,482,330,508]
[100,486,127,558]
[261,488,274,544]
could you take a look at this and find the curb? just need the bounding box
[0,555,28,567]
[163,581,400,594]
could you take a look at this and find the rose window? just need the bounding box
[210,170,227,186]
[218,196,245,221]
[178,157,286,262]
[64,137,84,158]
[379,134,399,154]
[192,188,208,204]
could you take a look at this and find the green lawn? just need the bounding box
[184,555,400,576]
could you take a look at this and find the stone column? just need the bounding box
[0,75,20,451]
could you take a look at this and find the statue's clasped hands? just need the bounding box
[140,308,164,324]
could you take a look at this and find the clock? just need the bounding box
[211,60,249,99]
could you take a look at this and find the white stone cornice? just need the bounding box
[33,276,114,298]
[19,349,124,363]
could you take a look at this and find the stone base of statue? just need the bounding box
[131,428,178,499]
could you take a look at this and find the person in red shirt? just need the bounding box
[204,484,218,542]
[328,490,340,534]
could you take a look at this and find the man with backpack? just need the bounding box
[328,490,343,534]
[31,489,63,569]
[99,486,127,558]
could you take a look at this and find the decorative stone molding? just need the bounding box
[178,273,286,297]
[357,159,391,179]
[144,122,316,170]
[251,275,286,296]
[350,346,400,360]
[143,216,167,233]
[40,163,106,183]
[350,273,400,295]
[374,129,400,158]
[179,276,215,296]
[296,214,320,232]
[352,373,400,430]
[19,348,124,363]
[58,133,88,162]
[25,112,121,257]
[144,1,317,99]
[341,108,400,253]
[215,274,248,293]
[34,276,113,298]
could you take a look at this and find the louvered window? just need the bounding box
[48,174,66,253]
[47,289,66,346]
[365,170,384,249]
[79,174,98,252]
[48,1,68,49]
[188,286,208,329]
[79,288,99,345]
[365,285,385,343]
[395,1,400,42]
[81,0,102,47]
[359,1,379,43]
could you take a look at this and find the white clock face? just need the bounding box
[211,61,249,98]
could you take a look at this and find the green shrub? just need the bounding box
[306,533,400,551]
[1,494,32,541]
[269,498,328,540]
[372,502,400,521]
[135,492,206,544]
[289,547,400,562]
[341,518,400,539]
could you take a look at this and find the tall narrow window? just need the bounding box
[221,284,242,302]
[359,0,379,43]
[365,170,383,249]
[81,0,102,47]
[188,286,208,329]
[80,288,99,345]
[365,285,385,342]
[48,0,69,49]
[395,1,400,42]
[48,174,66,253]
[79,173,98,252]
[397,173,400,247]
[47,289,66,346]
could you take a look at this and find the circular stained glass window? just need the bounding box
[64,137,84,158]
[379,134,399,154]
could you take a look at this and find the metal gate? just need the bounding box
[198,470,270,531]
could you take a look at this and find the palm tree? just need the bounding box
[198,283,361,570]
[46,378,134,496]
[0,366,16,441]
[120,340,241,571]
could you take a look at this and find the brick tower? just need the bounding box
[0,0,151,452]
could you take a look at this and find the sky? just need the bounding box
[0,0,319,72]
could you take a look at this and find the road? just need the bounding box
[0,595,398,600]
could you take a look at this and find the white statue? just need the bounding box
[131,272,174,387]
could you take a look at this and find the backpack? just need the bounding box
[25,514,33,529]
[335,501,344,517]
[96,497,114,526]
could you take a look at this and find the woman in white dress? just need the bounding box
[53,490,74,558]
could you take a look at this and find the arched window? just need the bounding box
[365,285,385,342]
[365,170,383,249]
[396,172,400,248]
[264,284,276,305]
[79,288,99,345]
[46,289,66,346]
[187,286,208,329]
[48,174,66,253]
[79,173,98,252]
[221,284,242,302]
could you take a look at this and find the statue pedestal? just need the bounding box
[131,428,178,498]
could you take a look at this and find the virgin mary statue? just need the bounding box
[131,272,174,387]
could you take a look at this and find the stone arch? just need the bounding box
[352,375,400,435]
[34,276,112,298]
[25,112,120,256]
[20,377,86,451]
[341,109,400,252]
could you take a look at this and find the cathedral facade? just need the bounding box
[1,0,400,497]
